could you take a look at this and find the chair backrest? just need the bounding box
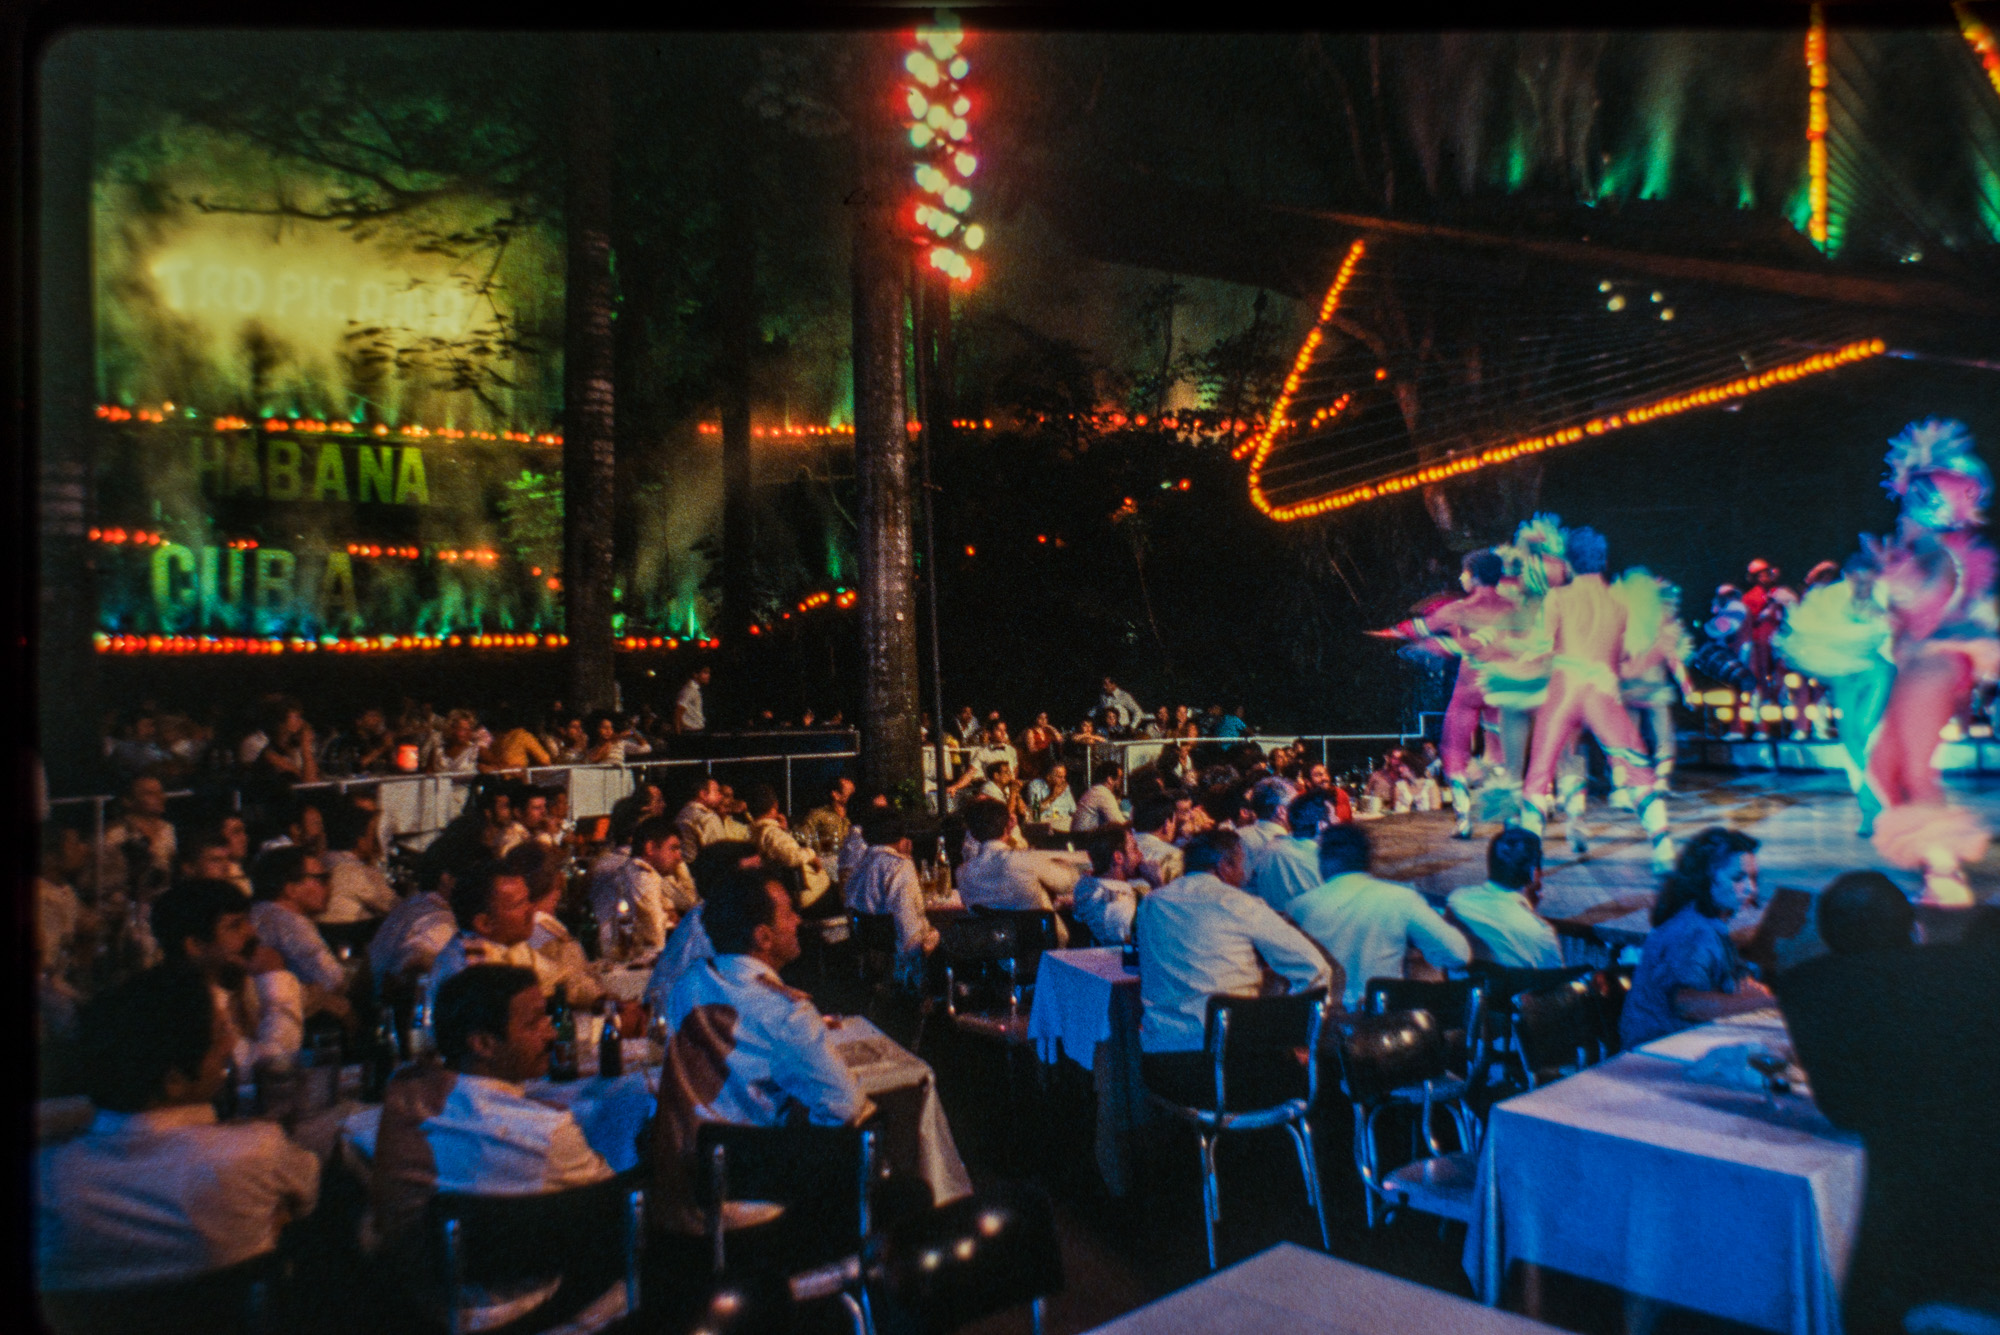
[966,907,1059,978]
[868,1181,1064,1334]
[1333,1008,1452,1107]
[935,914,1018,963]
[694,1122,875,1277]
[1511,979,1601,1085]
[40,1254,283,1335]
[852,912,899,956]
[1200,988,1328,1111]
[1469,961,1592,1014]
[1365,976,1487,1078]
[1590,967,1634,1054]
[319,917,383,955]
[430,1172,643,1291]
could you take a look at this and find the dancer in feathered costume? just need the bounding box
[1776,555,1894,837]
[1518,527,1678,873]
[1367,549,1517,838]
[1615,570,1695,795]
[1864,419,2000,905]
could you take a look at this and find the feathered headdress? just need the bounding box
[1502,513,1568,597]
[1884,419,1990,530]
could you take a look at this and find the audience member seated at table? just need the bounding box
[1024,763,1077,833]
[1134,829,1334,1093]
[1074,824,1146,946]
[102,771,179,902]
[843,810,940,987]
[1773,872,2000,1335]
[153,878,304,1071]
[1287,822,1471,1013]
[508,842,605,1010]
[798,776,856,856]
[746,784,833,910]
[248,846,353,1026]
[674,778,732,857]
[37,964,322,1293]
[423,860,553,1014]
[838,789,892,881]
[1446,828,1564,969]
[1235,778,1292,858]
[1244,791,1340,913]
[369,857,459,989]
[1131,795,1184,887]
[643,841,763,1014]
[1070,763,1126,833]
[372,964,617,1330]
[177,821,248,902]
[253,792,327,859]
[1619,827,1775,1050]
[955,798,1082,922]
[595,815,691,956]
[318,800,398,924]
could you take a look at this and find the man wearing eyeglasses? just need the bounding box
[248,846,353,1026]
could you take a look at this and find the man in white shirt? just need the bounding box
[1097,677,1144,733]
[642,841,763,1014]
[955,798,1082,916]
[37,965,321,1293]
[1131,795,1184,886]
[1244,790,1341,913]
[674,777,730,856]
[1288,823,1472,1012]
[745,783,832,908]
[1074,824,1145,945]
[1446,828,1564,969]
[151,878,306,1074]
[247,847,353,1026]
[372,964,617,1328]
[1070,763,1126,833]
[101,771,177,902]
[595,816,691,955]
[319,801,398,923]
[674,666,711,733]
[1133,830,1334,1085]
[842,810,939,987]
[424,861,558,1014]
[969,720,1019,778]
[369,863,458,988]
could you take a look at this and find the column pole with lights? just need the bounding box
[903,12,981,807]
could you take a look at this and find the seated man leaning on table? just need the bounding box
[247,846,356,1029]
[1134,828,1335,1105]
[844,809,941,985]
[592,814,693,955]
[152,877,305,1071]
[651,868,875,1231]
[37,964,321,1293]
[369,855,460,991]
[425,859,604,1014]
[955,798,1083,930]
[745,783,833,911]
[1288,822,1471,1014]
[372,964,620,1330]
[1619,827,1775,1050]
[643,840,764,1014]
[1774,873,2000,1335]
[1074,823,1147,946]
[1445,827,1564,969]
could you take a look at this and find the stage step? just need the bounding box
[1682,737,2000,775]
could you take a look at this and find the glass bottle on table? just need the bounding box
[362,1004,400,1102]
[598,997,623,1078]
[547,985,579,1082]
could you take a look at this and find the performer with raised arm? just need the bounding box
[1367,548,1519,839]
[1777,554,1895,838]
[1863,420,2000,905]
[1518,527,1677,874]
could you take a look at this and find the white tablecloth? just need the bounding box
[829,1016,973,1207]
[1464,1032,1864,1335]
[1088,1242,1565,1334]
[1026,947,1145,1196]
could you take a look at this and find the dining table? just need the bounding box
[1463,1012,1864,1335]
[1025,946,1146,1196]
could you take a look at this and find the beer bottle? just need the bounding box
[598,998,623,1079]
[213,1057,241,1121]
[362,1004,400,1101]
[547,985,579,1081]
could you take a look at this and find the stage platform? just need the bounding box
[1361,769,2000,928]
[1682,734,2000,776]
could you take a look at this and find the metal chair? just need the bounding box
[865,1181,1065,1335]
[695,1123,878,1335]
[1361,977,1486,1151]
[1510,978,1603,1088]
[1467,961,1593,1095]
[1332,1009,1478,1229]
[1141,989,1332,1270]
[430,1172,646,1335]
[39,1253,285,1335]
[1589,965,1634,1055]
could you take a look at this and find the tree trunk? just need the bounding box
[851,32,922,799]
[37,36,100,797]
[719,153,756,663]
[562,35,618,716]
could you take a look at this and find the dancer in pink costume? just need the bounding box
[1864,419,2000,906]
[1518,527,1677,873]
[1368,549,1517,838]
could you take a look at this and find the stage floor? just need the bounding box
[1361,769,2000,919]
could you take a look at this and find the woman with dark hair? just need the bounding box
[1619,826,1776,1049]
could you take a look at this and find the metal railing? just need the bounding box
[931,731,1429,792]
[52,748,859,887]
